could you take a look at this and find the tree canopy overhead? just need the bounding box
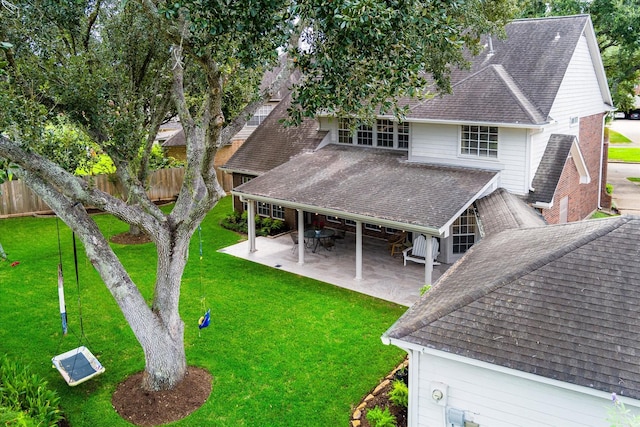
[0,0,516,392]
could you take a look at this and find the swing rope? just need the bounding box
[52,219,104,386]
[197,225,210,333]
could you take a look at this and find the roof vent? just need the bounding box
[487,36,494,56]
[555,32,560,40]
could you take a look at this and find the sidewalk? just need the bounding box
[608,120,640,215]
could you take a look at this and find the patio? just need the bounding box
[219,231,450,307]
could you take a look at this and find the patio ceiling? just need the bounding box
[232,145,499,236]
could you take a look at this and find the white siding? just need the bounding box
[530,34,607,181]
[411,123,529,195]
[415,352,635,427]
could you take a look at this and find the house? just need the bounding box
[157,64,291,192]
[223,15,613,284]
[382,214,640,426]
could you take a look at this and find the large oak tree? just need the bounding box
[0,0,515,391]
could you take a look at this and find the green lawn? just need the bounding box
[609,129,633,144]
[0,197,406,426]
[608,147,640,163]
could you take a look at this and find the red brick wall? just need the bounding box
[541,113,606,223]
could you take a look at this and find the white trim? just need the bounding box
[570,140,591,184]
[383,336,640,409]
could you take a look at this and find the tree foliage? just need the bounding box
[0,0,516,391]
[518,0,640,113]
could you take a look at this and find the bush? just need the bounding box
[388,380,408,408]
[220,212,285,236]
[366,406,396,427]
[0,355,64,427]
[606,183,614,195]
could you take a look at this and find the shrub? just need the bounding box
[366,406,396,427]
[388,380,409,408]
[220,212,285,236]
[606,183,614,195]
[0,355,64,427]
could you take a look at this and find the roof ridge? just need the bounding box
[490,64,546,124]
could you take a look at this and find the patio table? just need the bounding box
[304,229,335,253]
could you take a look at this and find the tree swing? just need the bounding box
[51,221,105,386]
[197,226,211,333]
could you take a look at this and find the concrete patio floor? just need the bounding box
[219,231,450,307]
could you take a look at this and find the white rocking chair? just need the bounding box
[403,235,440,266]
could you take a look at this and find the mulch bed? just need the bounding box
[112,367,212,426]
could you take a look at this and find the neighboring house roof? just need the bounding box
[384,216,640,399]
[400,15,612,125]
[221,93,328,176]
[233,145,499,234]
[529,134,590,205]
[162,127,185,147]
[476,188,546,236]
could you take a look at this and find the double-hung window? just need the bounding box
[460,125,498,158]
[248,105,274,126]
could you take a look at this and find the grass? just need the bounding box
[608,147,640,163]
[627,177,640,183]
[609,129,633,144]
[0,196,406,426]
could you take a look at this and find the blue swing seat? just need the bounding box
[198,309,211,329]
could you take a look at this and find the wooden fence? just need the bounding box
[0,168,185,218]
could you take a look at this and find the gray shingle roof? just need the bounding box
[385,216,640,399]
[234,145,498,231]
[529,134,576,204]
[476,188,546,236]
[221,93,327,175]
[405,15,592,125]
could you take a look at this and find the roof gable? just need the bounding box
[404,15,603,125]
[529,134,589,205]
[385,216,640,399]
[476,188,546,236]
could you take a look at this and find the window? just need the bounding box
[397,122,409,149]
[377,120,394,147]
[569,116,579,127]
[326,215,341,224]
[452,208,477,254]
[257,202,271,217]
[365,223,382,232]
[338,118,354,144]
[241,176,253,184]
[460,125,498,158]
[338,118,409,149]
[385,227,401,234]
[345,219,356,227]
[357,124,373,146]
[247,105,274,126]
[272,205,285,220]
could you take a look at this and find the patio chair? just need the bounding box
[403,235,440,266]
[388,231,407,257]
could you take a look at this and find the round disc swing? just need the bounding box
[51,220,105,386]
[197,226,211,333]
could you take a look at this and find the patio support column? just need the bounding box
[247,200,256,253]
[355,221,363,281]
[424,236,433,286]
[297,209,305,264]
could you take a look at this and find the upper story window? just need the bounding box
[339,118,409,150]
[569,116,579,127]
[460,125,498,158]
[247,105,274,126]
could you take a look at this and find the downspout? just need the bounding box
[247,200,256,252]
[297,209,305,265]
[598,113,606,209]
